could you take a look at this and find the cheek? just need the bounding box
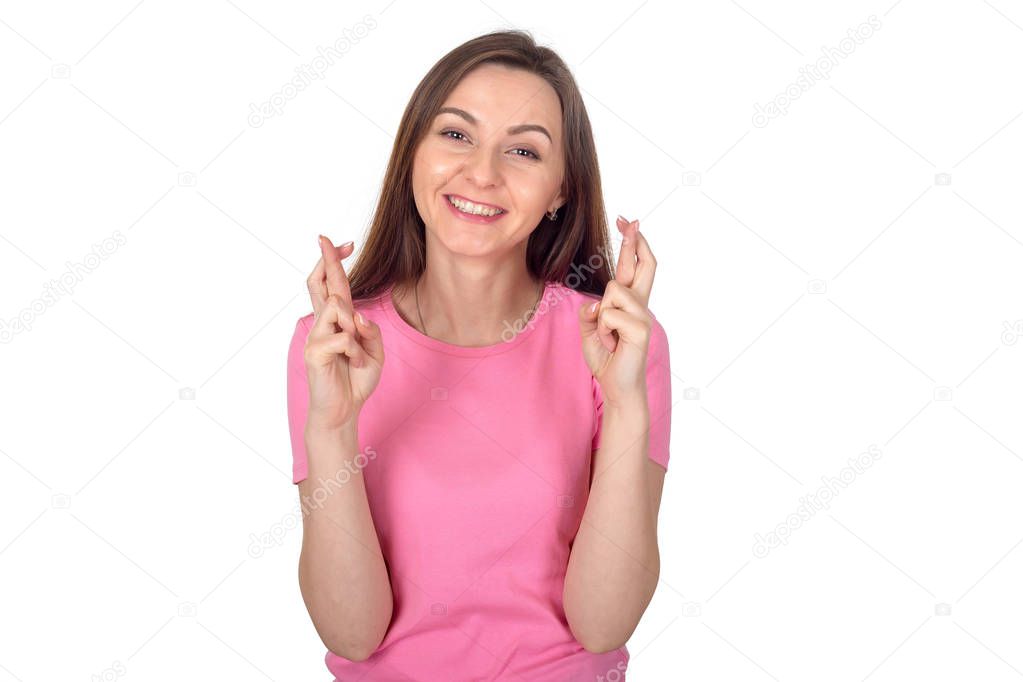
[509,160,564,192]
[416,141,461,179]
[508,172,557,209]
[412,148,455,209]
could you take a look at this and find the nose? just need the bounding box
[462,144,500,189]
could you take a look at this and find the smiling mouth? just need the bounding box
[445,194,506,217]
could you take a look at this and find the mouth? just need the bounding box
[444,194,508,223]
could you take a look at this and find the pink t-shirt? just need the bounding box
[287,280,672,681]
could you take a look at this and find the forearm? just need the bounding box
[563,398,660,653]
[298,424,393,661]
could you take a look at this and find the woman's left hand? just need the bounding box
[578,215,658,407]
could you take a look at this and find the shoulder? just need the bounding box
[295,312,315,333]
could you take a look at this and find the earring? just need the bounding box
[546,206,559,221]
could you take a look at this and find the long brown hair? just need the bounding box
[345,29,613,302]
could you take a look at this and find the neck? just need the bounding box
[393,266,544,347]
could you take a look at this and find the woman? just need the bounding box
[287,29,672,681]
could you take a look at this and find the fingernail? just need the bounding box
[317,234,325,246]
[341,240,353,249]
[589,301,598,313]
[356,311,365,325]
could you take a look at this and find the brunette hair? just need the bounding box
[345,29,613,301]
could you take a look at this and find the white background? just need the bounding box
[2,0,1022,680]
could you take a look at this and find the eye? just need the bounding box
[440,129,541,161]
[440,129,469,143]
[511,147,541,161]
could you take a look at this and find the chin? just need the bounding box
[432,220,521,256]
[436,227,498,255]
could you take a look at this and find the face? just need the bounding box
[411,62,566,257]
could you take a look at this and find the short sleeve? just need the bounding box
[287,315,314,484]
[591,311,672,471]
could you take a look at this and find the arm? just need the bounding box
[563,395,665,653]
[566,216,669,653]
[291,236,392,661]
[298,423,394,662]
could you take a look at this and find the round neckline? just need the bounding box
[381,280,555,357]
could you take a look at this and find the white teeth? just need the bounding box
[448,196,503,217]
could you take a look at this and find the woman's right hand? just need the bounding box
[304,235,385,432]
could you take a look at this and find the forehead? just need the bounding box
[441,63,562,140]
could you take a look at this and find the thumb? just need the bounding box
[354,310,384,364]
[578,299,599,336]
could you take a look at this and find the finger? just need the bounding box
[312,294,358,338]
[578,298,600,337]
[310,292,340,337]
[600,278,646,318]
[308,255,327,315]
[319,235,354,308]
[317,330,370,368]
[596,280,647,354]
[353,310,385,365]
[308,241,354,315]
[595,289,618,354]
[597,305,651,349]
[631,228,657,306]
[579,297,617,355]
[615,216,638,287]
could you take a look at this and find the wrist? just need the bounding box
[305,416,359,442]
[303,420,363,483]
[601,387,648,415]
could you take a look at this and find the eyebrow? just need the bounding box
[436,106,553,144]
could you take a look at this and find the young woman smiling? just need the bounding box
[287,29,672,681]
